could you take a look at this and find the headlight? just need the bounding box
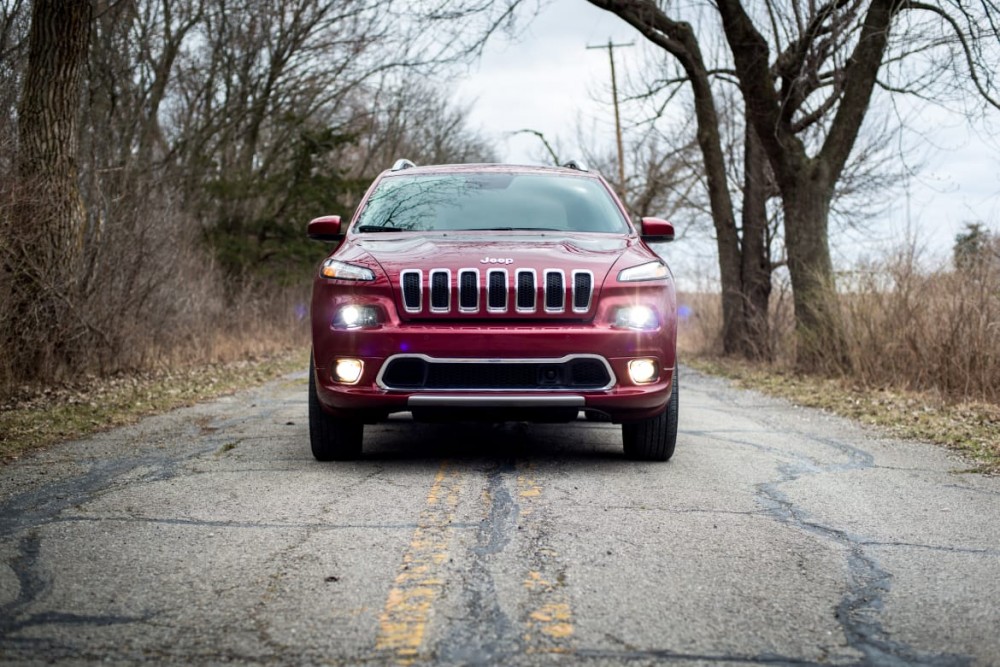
[333,304,380,329]
[618,260,669,282]
[613,305,658,330]
[320,259,375,281]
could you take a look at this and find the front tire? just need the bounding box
[309,358,363,461]
[622,369,678,461]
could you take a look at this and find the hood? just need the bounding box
[356,232,630,274]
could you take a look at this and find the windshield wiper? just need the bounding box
[455,227,564,232]
[355,225,404,233]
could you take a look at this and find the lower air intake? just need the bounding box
[380,357,612,391]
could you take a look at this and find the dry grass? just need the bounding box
[687,356,1000,473]
[0,347,308,462]
[678,241,1000,473]
[842,245,1000,402]
[0,169,316,462]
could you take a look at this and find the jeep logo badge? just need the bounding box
[481,257,514,265]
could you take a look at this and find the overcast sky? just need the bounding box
[450,0,1000,277]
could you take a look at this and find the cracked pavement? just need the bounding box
[1,367,998,665]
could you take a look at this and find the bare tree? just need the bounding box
[1,0,92,381]
[582,1,773,359]
[0,0,521,391]
[0,0,28,164]
[14,0,91,260]
[587,0,1000,371]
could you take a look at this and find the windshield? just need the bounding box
[353,172,629,234]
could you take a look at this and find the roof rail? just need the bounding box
[561,159,588,172]
[391,158,417,171]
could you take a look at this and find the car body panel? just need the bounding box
[309,163,677,425]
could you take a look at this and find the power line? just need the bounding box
[586,39,634,198]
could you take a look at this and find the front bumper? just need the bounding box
[311,322,676,423]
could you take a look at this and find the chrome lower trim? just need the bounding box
[375,353,617,392]
[408,395,584,407]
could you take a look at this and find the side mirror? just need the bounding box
[639,217,675,242]
[307,215,343,241]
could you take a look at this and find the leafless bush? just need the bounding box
[676,291,723,358]
[684,238,1000,403]
[842,242,1000,402]
[0,172,307,399]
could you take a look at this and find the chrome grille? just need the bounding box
[399,267,593,315]
[459,270,478,310]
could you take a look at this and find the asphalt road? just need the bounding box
[1,367,999,666]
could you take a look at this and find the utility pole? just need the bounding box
[586,39,633,199]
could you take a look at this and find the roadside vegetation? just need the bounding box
[0,1,502,399]
[678,228,1000,473]
[0,349,307,462]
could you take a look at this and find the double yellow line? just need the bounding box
[374,464,463,664]
[374,461,575,663]
[518,464,575,653]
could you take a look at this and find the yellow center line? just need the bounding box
[375,462,463,664]
[517,462,576,654]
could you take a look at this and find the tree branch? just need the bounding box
[818,0,905,186]
[905,1,1000,111]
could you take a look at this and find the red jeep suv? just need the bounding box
[308,161,678,461]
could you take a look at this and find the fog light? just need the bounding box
[628,358,658,384]
[334,358,363,384]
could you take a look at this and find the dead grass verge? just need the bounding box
[687,356,1000,474]
[0,348,308,462]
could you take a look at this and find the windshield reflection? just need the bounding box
[353,173,628,234]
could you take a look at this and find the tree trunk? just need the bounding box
[715,0,902,372]
[15,0,91,266]
[5,0,92,380]
[692,88,748,357]
[682,43,748,357]
[582,0,754,358]
[739,123,772,360]
[782,167,850,372]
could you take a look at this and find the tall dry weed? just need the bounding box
[0,172,308,400]
[679,238,999,404]
[676,291,723,357]
[842,241,1000,402]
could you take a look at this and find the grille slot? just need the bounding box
[487,270,507,311]
[516,270,535,311]
[573,272,592,311]
[430,270,450,311]
[401,271,421,312]
[459,270,478,310]
[380,356,613,390]
[545,271,565,311]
